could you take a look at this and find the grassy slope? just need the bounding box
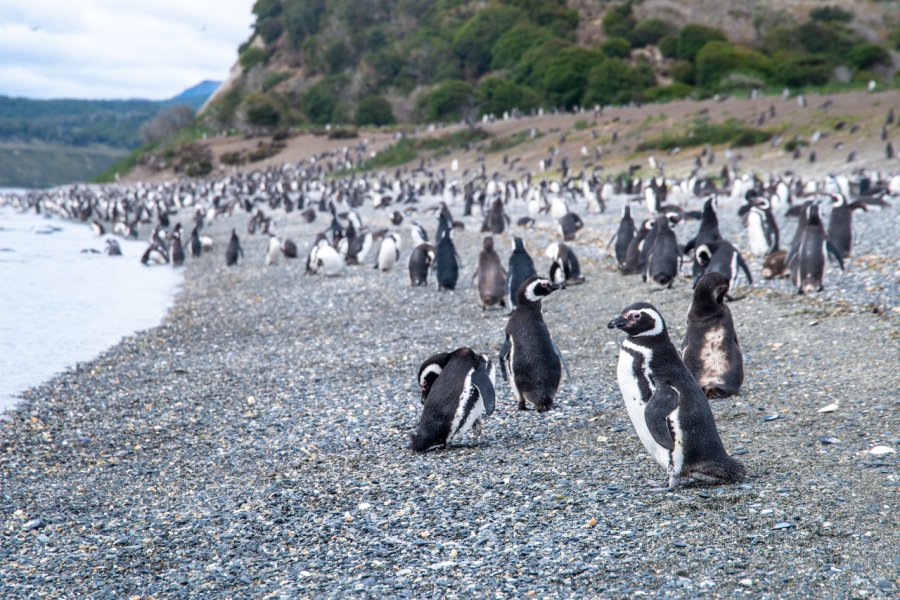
[0,141,127,189]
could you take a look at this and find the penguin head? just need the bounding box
[512,237,526,253]
[417,352,451,403]
[696,244,713,267]
[607,302,667,337]
[518,276,562,305]
[483,236,495,252]
[694,272,730,308]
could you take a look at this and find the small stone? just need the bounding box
[343,513,354,523]
[358,502,371,510]
[773,522,794,530]
[819,436,840,445]
[586,516,598,528]
[869,446,895,457]
[739,578,753,587]
[22,518,43,531]
[817,402,839,413]
[764,414,781,422]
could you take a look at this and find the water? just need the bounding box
[0,207,182,414]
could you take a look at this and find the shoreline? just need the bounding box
[1,192,897,596]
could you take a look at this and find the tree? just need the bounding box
[491,23,554,71]
[301,76,346,125]
[602,37,631,59]
[583,59,649,106]
[417,81,475,122]
[631,18,674,47]
[139,105,195,144]
[602,2,636,41]
[849,43,891,70]
[695,41,771,89]
[355,96,395,126]
[540,46,603,109]
[452,6,525,77]
[476,77,538,116]
[284,0,326,48]
[677,24,726,62]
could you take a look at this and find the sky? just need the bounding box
[0,0,256,100]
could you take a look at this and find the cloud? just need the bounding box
[0,0,254,100]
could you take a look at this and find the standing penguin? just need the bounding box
[683,197,722,285]
[738,195,779,257]
[474,236,507,309]
[265,235,281,266]
[171,231,185,267]
[190,226,203,258]
[607,303,746,488]
[693,240,752,296]
[825,192,888,258]
[485,197,509,234]
[611,205,636,270]
[787,203,844,294]
[621,219,652,275]
[507,237,537,309]
[545,242,585,285]
[225,229,243,266]
[376,232,401,271]
[435,215,460,291]
[410,348,495,452]
[409,243,435,287]
[499,277,569,412]
[646,215,679,288]
[682,272,743,399]
[558,212,584,241]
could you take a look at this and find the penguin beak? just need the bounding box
[607,315,628,329]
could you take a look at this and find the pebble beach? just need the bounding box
[1,184,898,598]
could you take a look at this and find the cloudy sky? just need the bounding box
[0,0,256,100]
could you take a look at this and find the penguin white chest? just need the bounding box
[616,344,671,469]
[746,211,768,256]
[698,326,728,386]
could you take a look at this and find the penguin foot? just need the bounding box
[645,480,673,492]
[517,399,527,411]
[472,419,483,438]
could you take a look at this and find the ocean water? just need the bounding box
[0,206,182,415]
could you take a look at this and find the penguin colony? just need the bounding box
[3,123,896,489]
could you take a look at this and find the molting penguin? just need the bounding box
[693,240,752,296]
[646,215,679,288]
[475,236,507,309]
[225,229,243,266]
[410,348,495,452]
[435,215,460,291]
[409,243,435,287]
[545,242,585,285]
[787,203,844,294]
[484,197,509,235]
[607,303,746,488]
[682,272,743,399]
[499,277,569,412]
[507,237,537,309]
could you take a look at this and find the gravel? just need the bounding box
[1,178,898,598]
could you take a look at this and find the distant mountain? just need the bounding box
[0,81,221,188]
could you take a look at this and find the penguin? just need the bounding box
[225,229,243,266]
[408,243,435,287]
[266,235,281,266]
[694,240,752,296]
[282,238,298,258]
[104,239,122,256]
[171,232,185,267]
[90,220,105,236]
[309,241,345,276]
[376,232,401,272]
[738,195,779,257]
[621,219,652,275]
[499,277,569,412]
[190,226,202,258]
[826,192,870,258]
[558,212,584,241]
[607,303,746,488]
[507,237,537,309]
[409,221,428,247]
[611,205,636,270]
[545,242,585,285]
[683,197,722,285]
[435,215,460,291]
[681,272,743,399]
[485,197,509,235]
[474,236,507,310]
[787,203,844,294]
[410,348,496,452]
[645,215,679,288]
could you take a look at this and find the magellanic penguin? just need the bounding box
[225,229,243,266]
[265,235,281,266]
[611,205,636,270]
[607,303,746,488]
[171,230,185,267]
[474,236,507,309]
[435,214,460,291]
[281,238,299,258]
[683,197,722,286]
[646,215,679,288]
[411,348,496,452]
[826,192,890,258]
[693,240,752,296]
[104,239,122,256]
[738,195,779,257]
[499,277,570,412]
[484,197,510,235]
[621,219,652,275]
[682,272,743,399]
[545,242,585,285]
[376,232,401,271]
[409,243,435,287]
[558,212,584,241]
[507,237,537,309]
[190,226,203,258]
[787,203,844,294]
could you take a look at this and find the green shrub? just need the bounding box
[669,60,695,85]
[541,46,603,109]
[491,24,555,70]
[252,0,282,21]
[300,76,346,125]
[809,5,854,23]
[632,18,675,47]
[602,3,636,41]
[602,37,632,59]
[583,58,650,106]
[239,47,266,72]
[284,0,326,48]
[262,71,291,92]
[642,82,695,102]
[366,138,418,168]
[417,81,476,122]
[658,34,678,58]
[636,118,771,151]
[245,95,281,127]
[677,24,726,62]
[849,43,891,70]
[355,96,396,126]
[325,41,350,73]
[258,18,283,44]
[892,24,900,51]
[476,77,539,116]
[771,54,832,87]
[453,6,525,76]
[784,139,808,152]
[695,41,771,89]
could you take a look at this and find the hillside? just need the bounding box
[200,0,900,132]
[0,83,219,189]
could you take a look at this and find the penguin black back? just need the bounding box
[507,237,537,308]
[476,236,507,309]
[614,205,636,268]
[225,229,243,266]
[435,215,459,291]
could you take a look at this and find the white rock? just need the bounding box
[817,402,839,413]
[869,446,895,457]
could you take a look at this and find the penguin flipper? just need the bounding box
[551,340,570,378]
[738,254,753,285]
[471,367,495,416]
[644,385,679,451]
[826,240,845,270]
[498,337,510,382]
